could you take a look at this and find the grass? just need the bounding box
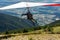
[1,34,60,40]
[52,26,60,34]
[29,38,33,40]
[0,26,60,40]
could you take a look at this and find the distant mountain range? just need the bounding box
[0,13,38,32]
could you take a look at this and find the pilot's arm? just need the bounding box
[21,14,27,16]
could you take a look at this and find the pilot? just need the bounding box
[22,8,37,26]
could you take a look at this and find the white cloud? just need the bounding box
[33,14,56,25]
[56,18,60,20]
[54,0,60,2]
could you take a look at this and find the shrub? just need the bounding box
[23,29,28,33]
[5,31,9,34]
[29,38,33,40]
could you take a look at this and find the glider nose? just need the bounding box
[44,4,60,6]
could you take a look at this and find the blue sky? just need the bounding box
[0,0,60,2]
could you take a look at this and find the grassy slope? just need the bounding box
[6,34,60,40]
[0,13,38,32]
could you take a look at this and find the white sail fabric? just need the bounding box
[0,2,56,10]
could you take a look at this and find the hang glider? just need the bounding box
[0,2,60,10]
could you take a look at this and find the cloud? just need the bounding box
[56,18,60,20]
[54,0,60,2]
[33,14,56,19]
[33,14,56,25]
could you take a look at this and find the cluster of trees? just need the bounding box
[0,25,56,34]
[1,26,42,34]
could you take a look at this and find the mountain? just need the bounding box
[0,13,38,32]
[49,20,60,27]
[45,20,60,27]
[0,10,20,16]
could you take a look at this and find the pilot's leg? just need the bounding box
[31,19,37,26]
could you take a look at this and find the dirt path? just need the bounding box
[1,34,60,40]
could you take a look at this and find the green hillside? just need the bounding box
[0,13,60,34]
[0,13,38,33]
[43,20,60,34]
[44,20,60,28]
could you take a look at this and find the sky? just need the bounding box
[0,0,60,2]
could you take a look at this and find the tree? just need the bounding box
[5,31,9,34]
[23,29,28,33]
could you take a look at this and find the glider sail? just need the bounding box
[0,2,60,10]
